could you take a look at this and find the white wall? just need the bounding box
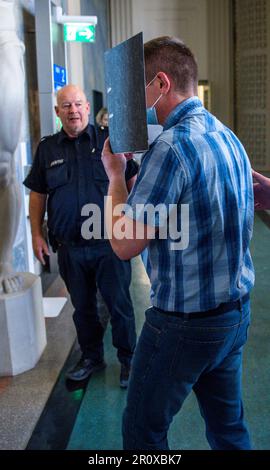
[131,0,208,80]
[66,0,84,88]
[110,0,133,47]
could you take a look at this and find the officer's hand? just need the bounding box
[101,137,127,179]
[252,169,270,210]
[32,235,50,265]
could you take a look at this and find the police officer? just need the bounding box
[24,84,138,387]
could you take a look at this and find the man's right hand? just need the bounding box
[32,235,50,265]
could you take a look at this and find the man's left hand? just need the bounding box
[102,138,127,180]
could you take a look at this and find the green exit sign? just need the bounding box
[63,23,96,43]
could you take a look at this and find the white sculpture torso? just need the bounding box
[0,0,16,30]
[0,0,25,294]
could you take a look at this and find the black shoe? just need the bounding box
[120,363,130,389]
[66,357,106,381]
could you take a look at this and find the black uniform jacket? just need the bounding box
[24,124,138,245]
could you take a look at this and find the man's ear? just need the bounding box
[54,105,59,116]
[156,72,171,94]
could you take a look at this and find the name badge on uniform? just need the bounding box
[50,159,64,167]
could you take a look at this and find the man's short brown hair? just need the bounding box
[144,36,198,94]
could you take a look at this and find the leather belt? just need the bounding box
[154,293,250,319]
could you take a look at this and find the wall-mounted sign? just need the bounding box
[63,23,95,42]
[53,64,67,92]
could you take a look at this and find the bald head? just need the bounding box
[56,84,87,106]
[55,85,90,138]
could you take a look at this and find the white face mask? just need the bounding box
[146,75,163,125]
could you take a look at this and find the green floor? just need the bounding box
[67,215,270,450]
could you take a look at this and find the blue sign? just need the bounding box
[53,64,67,92]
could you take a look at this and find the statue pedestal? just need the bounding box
[0,273,47,376]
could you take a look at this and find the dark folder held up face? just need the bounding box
[104,32,148,154]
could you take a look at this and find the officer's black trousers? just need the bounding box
[57,242,136,365]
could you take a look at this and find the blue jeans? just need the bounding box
[123,300,251,450]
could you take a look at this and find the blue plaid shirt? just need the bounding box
[125,97,255,313]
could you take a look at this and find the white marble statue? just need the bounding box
[0,0,25,294]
